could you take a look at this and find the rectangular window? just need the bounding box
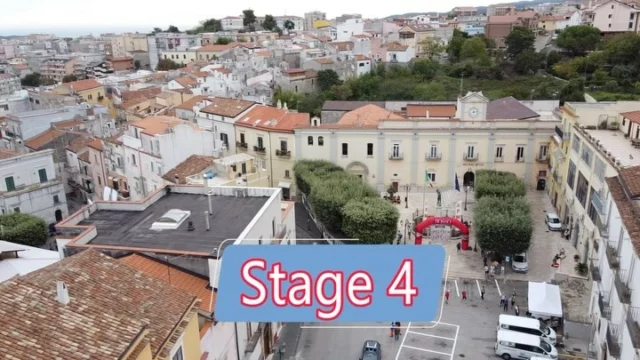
[150,162,154,172]
[538,144,548,159]
[5,176,15,192]
[581,147,593,168]
[367,143,373,156]
[258,137,264,148]
[588,187,598,223]
[342,143,348,156]
[466,145,475,158]
[13,207,20,213]
[426,171,436,182]
[150,140,154,152]
[595,157,606,182]
[392,143,400,158]
[572,134,581,153]
[157,165,162,176]
[516,146,525,162]
[116,157,122,168]
[240,133,245,143]
[53,195,60,204]
[495,146,503,159]
[172,347,184,360]
[38,169,48,183]
[567,160,576,190]
[576,172,590,208]
[280,140,288,152]
[131,155,136,166]
[285,170,290,178]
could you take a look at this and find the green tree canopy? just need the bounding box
[62,74,78,83]
[447,29,469,60]
[559,78,585,104]
[460,37,489,62]
[166,25,180,33]
[475,170,527,199]
[202,18,222,32]
[411,59,439,80]
[243,9,257,27]
[342,197,399,244]
[317,69,341,91]
[0,213,48,247]
[556,25,601,56]
[283,20,295,30]
[415,82,447,100]
[474,196,532,256]
[21,73,42,87]
[215,37,232,45]
[273,89,302,110]
[156,59,181,71]
[513,50,543,75]
[293,160,344,196]
[262,15,277,31]
[505,27,535,59]
[603,33,640,67]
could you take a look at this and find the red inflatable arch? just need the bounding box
[414,217,470,249]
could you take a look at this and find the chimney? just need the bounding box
[205,211,210,231]
[56,281,70,305]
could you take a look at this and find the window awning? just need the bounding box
[278,182,291,189]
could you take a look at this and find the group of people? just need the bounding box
[389,322,402,341]
[501,290,520,316]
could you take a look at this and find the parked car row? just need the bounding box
[495,315,558,359]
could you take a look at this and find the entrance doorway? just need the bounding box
[392,181,399,193]
[463,171,475,187]
[55,209,63,222]
[537,179,546,191]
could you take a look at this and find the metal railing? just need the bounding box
[590,259,601,281]
[253,145,266,154]
[236,141,248,150]
[536,155,550,163]
[425,153,441,161]
[463,153,478,161]
[598,292,611,320]
[389,152,404,160]
[606,242,619,269]
[627,307,640,349]
[615,269,632,304]
[275,149,291,158]
[597,216,609,240]
[607,323,621,358]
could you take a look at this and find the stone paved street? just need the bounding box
[392,187,581,282]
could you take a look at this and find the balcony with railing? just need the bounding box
[463,153,478,161]
[597,216,609,240]
[276,149,291,158]
[253,145,266,154]
[590,259,601,281]
[606,242,619,269]
[236,141,248,150]
[591,190,606,216]
[607,323,621,358]
[615,269,632,304]
[627,307,640,349]
[425,152,442,161]
[389,152,404,160]
[536,154,550,163]
[599,291,612,319]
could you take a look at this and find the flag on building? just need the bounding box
[425,171,433,187]
[454,173,460,191]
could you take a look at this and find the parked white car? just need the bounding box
[545,213,562,231]
[512,253,528,273]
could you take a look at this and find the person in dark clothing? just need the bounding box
[481,286,485,300]
[456,242,461,254]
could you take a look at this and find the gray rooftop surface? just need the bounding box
[79,193,269,253]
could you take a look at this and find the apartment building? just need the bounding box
[0,149,68,224]
[589,164,640,360]
[53,185,295,360]
[109,33,149,57]
[116,116,216,200]
[304,11,327,30]
[583,0,640,34]
[221,16,244,31]
[40,55,77,82]
[160,48,198,66]
[549,101,640,262]
[0,74,21,97]
[296,93,558,192]
[235,102,310,198]
[0,90,31,117]
[0,250,203,360]
[106,56,134,71]
[192,97,256,152]
[147,32,201,70]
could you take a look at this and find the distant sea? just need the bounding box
[0,24,195,38]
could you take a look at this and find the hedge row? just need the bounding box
[473,170,532,255]
[0,213,48,247]
[475,169,527,200]
[294,160,399,244]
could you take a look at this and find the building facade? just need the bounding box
[0,74,21,97]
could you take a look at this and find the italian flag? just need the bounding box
[425,171,433,187]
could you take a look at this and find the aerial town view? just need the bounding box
[1,0,640,359]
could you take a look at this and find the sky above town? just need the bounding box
[0,0,495,36]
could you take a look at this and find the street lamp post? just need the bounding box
[405,184,411,208]
[464,186,469,211]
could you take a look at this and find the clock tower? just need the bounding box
[455,91,489,120]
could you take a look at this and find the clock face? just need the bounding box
[469,107,479,118]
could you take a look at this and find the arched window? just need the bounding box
[313,119,318,126]
[307,136,314,145]
[318,136,324,146]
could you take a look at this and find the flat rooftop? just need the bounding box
[78,193,268,254]
[585,129,640,168]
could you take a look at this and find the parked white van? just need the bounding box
[495,330,558,359]
[498,315,557,345]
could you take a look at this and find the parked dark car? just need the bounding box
[359,340,381,360]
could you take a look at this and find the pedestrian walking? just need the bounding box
[514,305,520,316]
[510,295,516,307]
[489,265,495,278]
[394,322,401,341]
[445,289,450,304]
[456,242,461,254]
[389,322,395,337]
[307,218,311,231]
[483,256,488,267]
[481,286,485,300]
[461,290,467,300]
[512,289,517,298]
[503,298,509,312]
[484,265,489,279]
[500,295,506,307]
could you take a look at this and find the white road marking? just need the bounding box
[394,322,411,360]
[401,345,453,356]
[406,330,456,341]
[454,279,459,297]
[450,325,460,360]
[495,278,502,297]
[476,279,482,296]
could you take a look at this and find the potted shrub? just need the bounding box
[575,262,588,276]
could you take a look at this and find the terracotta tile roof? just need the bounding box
[284,68,306,74]
[352,34,371,39]
[212,67,232,75]
[200,98,255,118]
[329,41,354,52]
[121,87,162,102]
[315,58,334,65]
[540,15,566,21]
[355,55,371,61]
[12,64,29,70]
[2,250,199,359]
[406,24,434,32]
[337,104,404,127]
[256,50,272,57]
[0,149,18,159]
[621,110,640,124]
[387,41,410,52]
[67,79,103,92]
[173,76,199,89]
[119,254,215,313]
[66,135,94,153]
[406,104,457,118]
[606,175,640,255]
[198,43,240,52]
[78,151,90,163]
[619,166,640,197]
[52,117,84,129]
[87,138,103,152]
[131,116,187,136]
[119,96,150,110]
[25,129,66,150]
[175,95,211,111]
[235,105,310,133]
[486,97,539,120]
[305,70,318,79]
[162,154,216,184]
[193,71,209,77]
